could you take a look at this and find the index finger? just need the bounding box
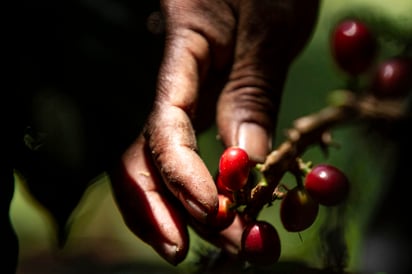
[144,25,218,223]
[144,104,218,223]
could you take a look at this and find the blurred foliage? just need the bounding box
[10,0,412,273]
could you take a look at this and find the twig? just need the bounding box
[242,90,408,219]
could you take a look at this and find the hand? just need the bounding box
[109,0,320,265]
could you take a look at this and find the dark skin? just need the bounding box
[7,0,320,271]
[109,0,320,265]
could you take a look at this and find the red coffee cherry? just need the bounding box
[216,174,235,199]
[304,164,350,206]
[241,220,281,265]
[370,56,412,98]
[218,146,250,192]
[331,19,378,76]
[208,194,236,231]
[280,186,319,232]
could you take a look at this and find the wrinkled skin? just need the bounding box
[7,0,319,271]
[109,0,320,265]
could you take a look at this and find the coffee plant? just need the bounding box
[7,3,412,274]
[193,13,411,274]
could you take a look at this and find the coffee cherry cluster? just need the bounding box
[214,146,282,266]
[279,163,350,233]
[207,147,251,233]
[211,146,350,266]
[331,18,412,98]
[195,16,411,272]
[204,16,409,269]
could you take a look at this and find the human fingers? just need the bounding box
[190,213,247,257]
[143,0,238,224]
[109,135,189,265]
[217,0,320,163]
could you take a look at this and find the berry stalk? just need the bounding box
[243,89,407,219]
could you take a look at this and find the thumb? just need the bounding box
[216,64,285,164]
[216,0,319,163]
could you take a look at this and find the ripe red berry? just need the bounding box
[331,19,377,76]
[208,194,236,231]
[280,186,319,232]
[370,56,412,98]
[304,164,350,206]
[241,220,281,265]
[216,174,235,198]
[218,146,250,192]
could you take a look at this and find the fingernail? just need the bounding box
[238,122,271,163]
[159,242,186,265]
[184,197,209,223]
